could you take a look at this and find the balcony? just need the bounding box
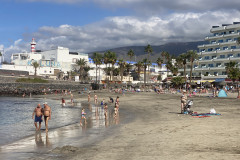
[199,59,213,63]
[230,56,240,61]
[212,57,230,62]
[200,50,217,55]
[209,66,226,70]
[202,75,227,79]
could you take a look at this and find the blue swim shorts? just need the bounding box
[35,116,42,123]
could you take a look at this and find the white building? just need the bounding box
[1,40,88,77]
[180,22,240,82]
[1,39,168,83]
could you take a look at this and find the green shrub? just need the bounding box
[16,78,48,83]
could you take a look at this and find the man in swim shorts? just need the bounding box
[32,104,43,131]
[43,102,51,132]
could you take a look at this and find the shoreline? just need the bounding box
[0,90,133,160]
[1,90,240,160]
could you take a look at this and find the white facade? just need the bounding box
[180,22,240,80]
[9,46,88,76]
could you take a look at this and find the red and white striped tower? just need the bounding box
[31,38,36,53]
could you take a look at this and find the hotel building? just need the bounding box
[183,22,240,82]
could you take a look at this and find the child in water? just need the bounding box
[80,108,87,126]
[104,103,108,118]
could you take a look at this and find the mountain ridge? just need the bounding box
[88,41,205,62]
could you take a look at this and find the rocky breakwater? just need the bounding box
[0,82,90,96]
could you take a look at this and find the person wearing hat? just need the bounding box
[43,102,51,132]
[181,90,187,113]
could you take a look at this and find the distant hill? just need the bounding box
[88,41,205,62]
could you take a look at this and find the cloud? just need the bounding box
[16,0,240,13]
[2,9,240,61]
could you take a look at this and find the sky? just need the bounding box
[1,0,240,61]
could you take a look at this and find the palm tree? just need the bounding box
[32,61,39,77]
[103,51,117,82]
[92,52,103,84]
[171,76,184,89]
[135,61,143,81]
[127,49,135,62]
[161,51,171,76]
[144,44,153,83]
[226,61,240,82]
[142,58,150,85]
[76,58,87,82]
[83,66,91,81]
[186,50,198,84]
[125,63,132,82]
[161,51,170,63]
[127,49,135,82]
[156,57,163,82]
[109,51,117,82]
[118,59,126,83]
[177,53,188,85]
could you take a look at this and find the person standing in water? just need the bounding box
[94,94,98,104]
[32,104,43,131]
[80,108,87,126]
[43,102,51,132]
[88,93,91,103]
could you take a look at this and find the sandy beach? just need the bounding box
[1,90,240,160]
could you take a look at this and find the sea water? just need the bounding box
[0,97,82,145]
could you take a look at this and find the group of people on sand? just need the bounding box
[32,102,51,132]
[82,93,120,125]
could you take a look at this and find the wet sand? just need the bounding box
[1,90,240,160]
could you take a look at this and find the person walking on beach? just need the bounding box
[88,93,91,102]
[94,94,98,104]
[181,90,187,114]
[43,102,51,132]
[32,104,43,131]
[70,93,74,105]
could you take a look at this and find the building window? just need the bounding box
[208,48,213,51]
[216,63,221,67]
[201,64,206,67]
[200,49,205,52]
[237,30,240,33]
[205,56,210,60]
[211,40,216,44]
[226,38,232,42]
[231,46,236,49]
[234,38,238,41]
[212,56,216,59]
[72,58,78,63]
[215,47,220,50]
[228,54,233,57]
[222,71,227,75]
[229,30,234,34]
[208,64,214,67]
[237,53,240,57]
[223,46,228,50]
[218,39,223,43]
[220,55,225,59]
